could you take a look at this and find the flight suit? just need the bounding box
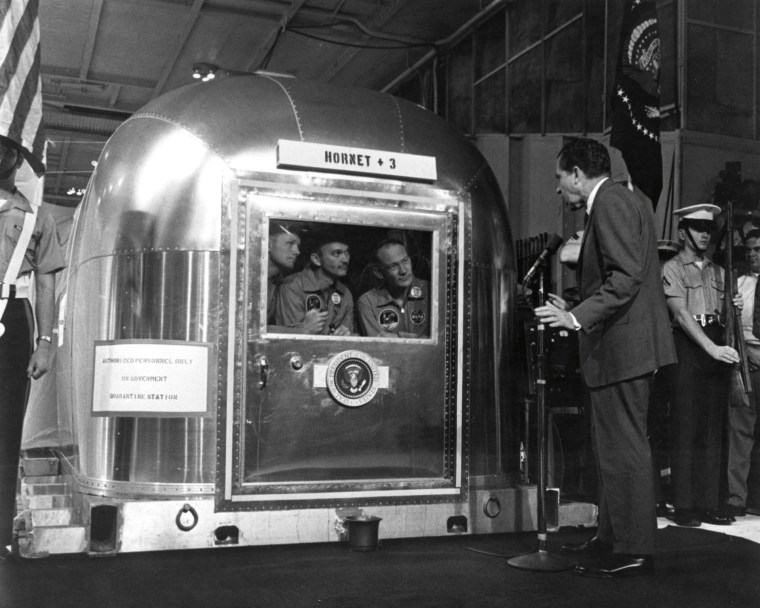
[357,278,429,338]
[274,266,354,334]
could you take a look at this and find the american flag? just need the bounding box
[0,0,45,176]
[610,0,662,208]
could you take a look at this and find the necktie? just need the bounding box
[753,276,760,339]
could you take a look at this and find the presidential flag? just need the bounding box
[610,0,662,208]
[0,0,45,176]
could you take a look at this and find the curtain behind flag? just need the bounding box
[0,0,45,176]
[610,0,662,208]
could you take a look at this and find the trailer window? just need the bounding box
[264,220,433,339]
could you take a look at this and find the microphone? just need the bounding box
[521,233,564,285]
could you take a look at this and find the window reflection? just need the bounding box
[266,220,432,338]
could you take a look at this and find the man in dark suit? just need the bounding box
[535,138,676,578]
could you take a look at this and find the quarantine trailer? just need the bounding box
[17,73,561,557]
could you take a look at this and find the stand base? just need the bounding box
[507,549,577,572]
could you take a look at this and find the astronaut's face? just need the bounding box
[269,232,300,271]
[375,243,413,290]
[313,242,350,279]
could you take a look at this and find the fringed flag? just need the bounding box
[610,0,662,208]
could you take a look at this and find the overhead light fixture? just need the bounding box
[192,62,219,82]
[67,187,86,197]
[191,63,278,82]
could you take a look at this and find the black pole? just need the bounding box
[508,268,575,572]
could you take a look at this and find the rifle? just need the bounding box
[724,196,752,399]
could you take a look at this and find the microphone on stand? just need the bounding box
[521,233,564,286]
[509,230,577,573]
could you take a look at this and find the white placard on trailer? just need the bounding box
[277,139,437,181]
[92,341,211,416]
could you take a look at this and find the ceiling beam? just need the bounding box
[320,0,409,83]
[41,193,83,208]
[108,84,122,108]
[42,66,155,91]
[79,0,105,81]
[106,0,343,21]
[381,0,508,93]
[52,137,71,197]
[244,0,309,73]
[151,0,206,99]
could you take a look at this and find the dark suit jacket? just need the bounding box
[572,179,676,388]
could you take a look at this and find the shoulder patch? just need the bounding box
[378,308,399,331]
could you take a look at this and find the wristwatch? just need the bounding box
[36,335,53,344]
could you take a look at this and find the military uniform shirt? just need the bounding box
[0,188,65,282]
[662,249,725,319]
[274,266,354,334]
[358,277,429,338]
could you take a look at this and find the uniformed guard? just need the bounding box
[662,203,739,527]
[357,238,430,338]
[273,228,354,335]
[0,137,65,558]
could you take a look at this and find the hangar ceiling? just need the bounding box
[39,0,507,205]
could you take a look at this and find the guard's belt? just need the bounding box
[693,313,724,327]
[0,283,29,299]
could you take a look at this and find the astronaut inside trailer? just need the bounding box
[267,221,431,338]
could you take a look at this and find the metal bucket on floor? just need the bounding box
[344,515,382,551]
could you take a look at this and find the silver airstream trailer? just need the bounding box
[18,74,530,556]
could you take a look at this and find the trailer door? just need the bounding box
[218,180,468,510]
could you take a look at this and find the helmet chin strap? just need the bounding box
[684,226,705,255]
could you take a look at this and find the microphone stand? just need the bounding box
[508,268,575,572]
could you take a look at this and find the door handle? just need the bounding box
[258,356,269,389]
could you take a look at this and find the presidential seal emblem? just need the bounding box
[326,350,379,407]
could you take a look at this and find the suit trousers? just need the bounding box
[669,326,729,512]
[588,373,656,555]
[0,298,33,547]
[727,368,760,508]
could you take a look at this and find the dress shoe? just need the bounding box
[696,510,732,526]
[574,554,654,579]
[667,509,701,527]
[724,504,747,518]
[560,536,613,557]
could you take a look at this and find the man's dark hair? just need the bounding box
[309,228,349,256]
[372,238,407,265]
[557,138,611,178]
[745,228,760,242]
[269,221,299,237]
